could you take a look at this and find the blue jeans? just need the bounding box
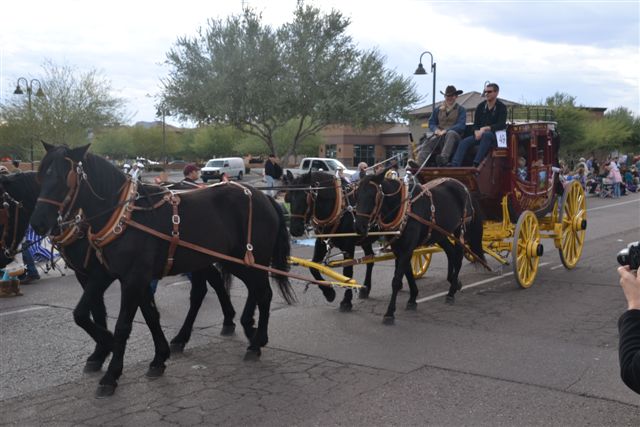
[451,131,497,167]
[22,244,40,278]
[265,175,275,197]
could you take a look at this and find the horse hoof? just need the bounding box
[220,324,236,336]
[382,316,395,325]
[445,295,455,305]
[95,384,116,398]
[358,288,370,299]
[83,360,104,373]
[243,348,261,361]
[322,288,336,302]
[169,342,186,353]
[406,302,417,311]
[146,364,166,378]
[339,303,352,312]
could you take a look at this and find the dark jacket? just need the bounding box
[473,99,507,132]
[618,309,640,394]
[264,159,276,178]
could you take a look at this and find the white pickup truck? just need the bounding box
[285,157,356,178]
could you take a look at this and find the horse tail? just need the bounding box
[465,193,486,263]
[266,196,296,304]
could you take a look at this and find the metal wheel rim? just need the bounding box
[411,252,433,279]
[512,211,540,288]
[559,181,586,269]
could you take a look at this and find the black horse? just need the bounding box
[354,171,485,323]
[30,143,294,397]
[0,171,236,372]
[284,170,375,311]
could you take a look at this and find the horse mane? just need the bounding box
[81,152,127,199]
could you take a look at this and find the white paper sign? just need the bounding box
[496,130,507,148]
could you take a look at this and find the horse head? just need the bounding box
[284,171,311,237]
[354,172,385,236]
[285,171,342,237]
[32,142,129,238]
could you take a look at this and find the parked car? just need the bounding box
[285,157,356,178]
[200,157,245,183]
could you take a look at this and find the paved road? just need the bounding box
[0,192,639,426]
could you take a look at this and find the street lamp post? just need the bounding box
[414,51,437,117]
[156,104,170,165]
[14,77,45,170]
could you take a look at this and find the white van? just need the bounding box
[201,157,245,183]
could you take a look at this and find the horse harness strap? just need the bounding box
[163,194,181,276]
[88,179,139,250]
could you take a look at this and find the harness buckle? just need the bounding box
[172,214,180,225]
[246,243,253,251]
[113,223,123,235]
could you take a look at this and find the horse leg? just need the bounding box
[74,277,114,372]
[138,291,171,378]
[240,289,257,343]
[383,257,406,325]
[404,262,419,311]
[440,239,463,304]
[97,280,153,398]
[243,271,273,361]
[206,266,236,336]
[339,247,355,311]
[310,238,336,302]
[170,270,208,353]
[358,242,374,299]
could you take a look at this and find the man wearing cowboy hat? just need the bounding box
[408,85,467,168]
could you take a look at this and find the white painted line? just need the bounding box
[167,280,190,288]
[0,306,50,317]
[588,198,640,211]
[550,264,564,270]
[416,262,551,303]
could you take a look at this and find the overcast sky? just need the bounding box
[1,0,638,127]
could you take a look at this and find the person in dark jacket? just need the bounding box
[450,82,507,167]
[618,264,640,394]
[181,164,202,188]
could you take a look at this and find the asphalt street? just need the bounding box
[0,189,639,426]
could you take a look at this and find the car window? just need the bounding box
[206,160,224,167]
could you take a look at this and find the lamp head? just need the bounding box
[35,87,45,97]
[13,85,24,95]
[414,63,427,75]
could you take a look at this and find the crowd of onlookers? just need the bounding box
[560,154,639,198]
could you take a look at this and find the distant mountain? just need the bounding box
[134,121,181,131]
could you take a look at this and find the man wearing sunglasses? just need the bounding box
[450,82,507,167]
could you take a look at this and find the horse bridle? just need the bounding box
[36,158,85,226]
[355,180,408,231]
[289,178,344,230]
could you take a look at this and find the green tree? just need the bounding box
[0,60,128,162]
[163,1,418,161]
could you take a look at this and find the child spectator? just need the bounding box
[517,157,528,181]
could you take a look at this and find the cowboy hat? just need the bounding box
[440,85,463,96]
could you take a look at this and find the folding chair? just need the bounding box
[24,227,67,276]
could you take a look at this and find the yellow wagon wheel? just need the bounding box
[512,210,543,289]
[558,180,587,269]
[411,251,433,279]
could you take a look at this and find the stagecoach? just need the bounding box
[408,107,587,287]
[285,107,587,293]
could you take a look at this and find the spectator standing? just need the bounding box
[450,83,507,167]
[263,154,279,197]
[618,264,640,394]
